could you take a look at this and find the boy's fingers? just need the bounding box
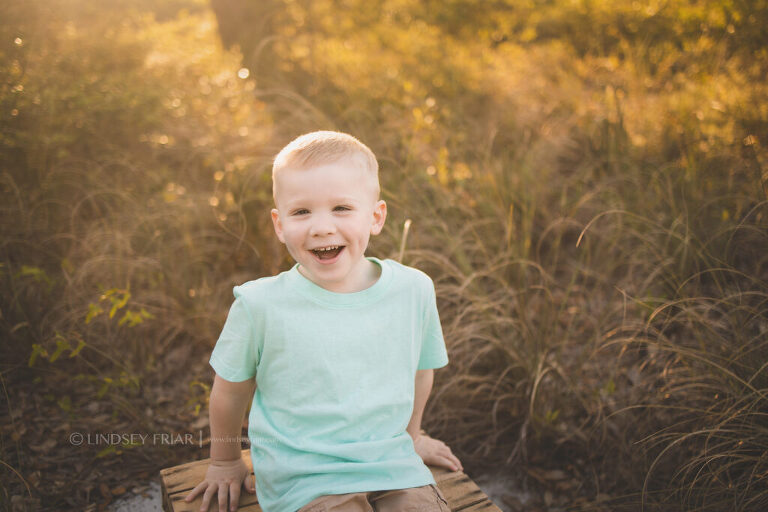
[218,482,228,512]
[444,448,462,469]
[438,456,459,471]
[450,453,463,471]
[185,481,206,501]
[200,485,216,512]
[438,443,463,470]
[434,452,462,472]
[229,483,241,511]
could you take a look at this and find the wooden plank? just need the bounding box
[160,452,253,497]
[458,500,504,512]
[435,472,499,511]
[160,452,260,512]
[161,449,502,512]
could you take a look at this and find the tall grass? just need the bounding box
[1,0,766,510]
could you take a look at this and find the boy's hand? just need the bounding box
[184,457,255,512]
[413,433,464,472]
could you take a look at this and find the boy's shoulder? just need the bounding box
[381,258,435,291]
[231,270,291,303]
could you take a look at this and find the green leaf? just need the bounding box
[118,372,140,389]
[118,307,155,327]
[48,334,70,363]
[96,445,120,458]
[97,381,110,398]
[544,409,560,423]
[57,395,72,411]
[28,344,48,367]
[20,265,51,285]
[69,338,87,357]
[85,303,103,324]
[107,289,130,318]
[60,258,74,274]
[189,380,210,393]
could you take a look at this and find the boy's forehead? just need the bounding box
[279,192,364,209]
[273,159,380,205]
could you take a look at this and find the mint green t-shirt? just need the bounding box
[209,257,449,512]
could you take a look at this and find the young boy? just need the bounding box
[185,131,462,512]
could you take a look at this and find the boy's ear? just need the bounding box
[271,208,286,243]
[370,200,387,235]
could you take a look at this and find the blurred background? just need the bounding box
[1,0,767,510]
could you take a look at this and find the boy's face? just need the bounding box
[270,158,387,293]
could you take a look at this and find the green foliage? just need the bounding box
[84,288,154,326]
[118,308,154,327]
[28,333,86,367]
[94,372,141,399]
[187,379,211,416]
[18,266,51,287]
[1,0,767,510]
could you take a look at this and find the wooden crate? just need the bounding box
[160,449,502,512]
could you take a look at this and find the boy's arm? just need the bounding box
[406,369,434,440]
[210,374,256,460]
[185,374,256,512]
[408,369,463,472]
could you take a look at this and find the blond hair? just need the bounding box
[272,131,379,199]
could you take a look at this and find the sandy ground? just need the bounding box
[109,481,163,512]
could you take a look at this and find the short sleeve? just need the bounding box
[418,278,449,370]
[209,286,260,382]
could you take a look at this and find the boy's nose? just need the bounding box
[309,215,336,236]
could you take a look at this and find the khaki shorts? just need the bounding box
[297,484,451,512]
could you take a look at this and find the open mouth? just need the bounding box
[310,245,345,261]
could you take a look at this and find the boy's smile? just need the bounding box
[310,244,344,262]
[271,158,387,293]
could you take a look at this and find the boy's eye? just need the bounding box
[291,209,309,215]
[333,206,351,212]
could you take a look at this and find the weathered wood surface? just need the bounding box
[160,449,502,512]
